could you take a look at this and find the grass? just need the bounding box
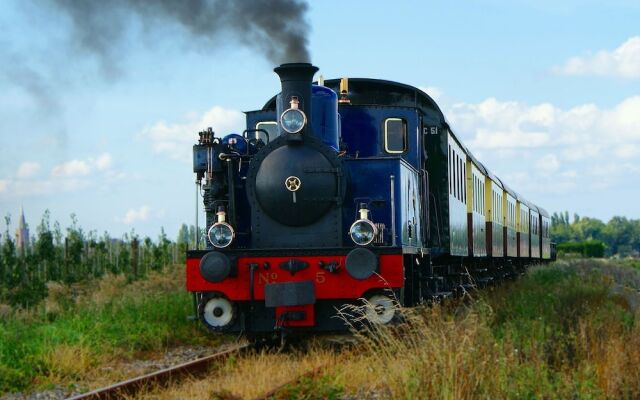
[4,258,639,398]
[147,258,640,399]
[137,346,341,400]
[0,265,223,394]
[329,258,640,399]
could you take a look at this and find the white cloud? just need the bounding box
[615,144,640,158]
[1,178,89,198]
[603,96,640,141]
[562,143,601,161]
[470,128,549,149]
[553,36,640,78]
[536,154,560,174]
[140,106,244,162]
[438,93,640,202]
[0,153,118,200]
[93,153,112,171]
[446,96,640,151]
[448,98,555,149]
[50,152,114,178]
[16,162,40,178]
[51,159,91,177]
[121,205,151,224]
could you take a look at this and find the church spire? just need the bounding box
[15,207,29,254]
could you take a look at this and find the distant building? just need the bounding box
[15,207,29,254]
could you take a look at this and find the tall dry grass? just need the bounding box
[135,346,341,400]
[65,260,640,399]
[334,301,504,399]
[141,260,640,399]
[331,260,640,399]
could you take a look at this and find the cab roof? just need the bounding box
[263,78,446,125]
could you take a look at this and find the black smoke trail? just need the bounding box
[47,0,311,69]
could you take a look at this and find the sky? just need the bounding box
[1,0,639,240]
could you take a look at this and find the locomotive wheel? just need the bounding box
[364,294,397,325]
[198,293,236,332]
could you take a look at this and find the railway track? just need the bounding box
[67,343,251,400]
[65,338,345,400]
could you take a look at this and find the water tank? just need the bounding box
[311,85,339,150]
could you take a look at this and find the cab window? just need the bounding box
[255,121,278,143]
[384,118,407,154]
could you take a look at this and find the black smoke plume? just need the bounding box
[47,0,311,69]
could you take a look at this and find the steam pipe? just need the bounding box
[226,159,236,226]
[195,181,199,250]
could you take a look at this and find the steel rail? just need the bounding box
[67,343,251,400]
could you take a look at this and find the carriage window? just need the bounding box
[448,146,452,195]
[463,163,467,201]
[453,152,457,198]
[460,159,464,201]
[458,157,462,201]
[474,178,478,212]
[461,160,465,201]
[456,156,460,200]
[255,121,277,143]
[384,118,407,153]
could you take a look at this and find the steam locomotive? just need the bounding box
[186,63,553,334]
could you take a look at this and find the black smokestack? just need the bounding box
[274,63,318,134]
[46,0,311,71]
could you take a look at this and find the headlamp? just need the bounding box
[208,222,235,248]
[350,203,377,246]
[280,96,307,134]
[280,108,307,134]
[208,207,234,248]
[350,219,377,246]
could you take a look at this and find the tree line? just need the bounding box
[2,209,636,307]
[0,210,203,308]
[551,212,640,257]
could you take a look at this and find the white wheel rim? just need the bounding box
[365,295,395,324]
[203,297,233,327]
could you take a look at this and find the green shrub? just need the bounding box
[557,240,605,258]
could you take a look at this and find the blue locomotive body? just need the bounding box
[186,63,553,334]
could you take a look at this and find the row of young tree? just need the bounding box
[550,212,640,257]
[0,211,203,308]
[2,209,636,306]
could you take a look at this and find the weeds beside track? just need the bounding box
[68,344,251,400]
[3,258,640,399]
[0,266,225,395]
